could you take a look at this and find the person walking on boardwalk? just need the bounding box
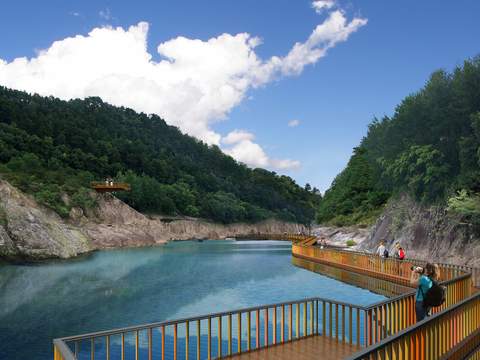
[393,242,405,260]
[395,242,404,263]
[410,263,440,321]
[376,241,387,257]
[393,242,406,275]
[375,241,387,271]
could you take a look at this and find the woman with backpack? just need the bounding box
[410,263,441,321]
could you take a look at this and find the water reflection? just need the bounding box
[292,256,412,298]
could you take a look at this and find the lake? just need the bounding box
[0,240,386,359]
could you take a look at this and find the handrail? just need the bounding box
[363,272,472,311]
[53,339,75,360]
[297,244,480,288]
[346,292,480,359]
[54,295,367,360]
[59,296,331,341]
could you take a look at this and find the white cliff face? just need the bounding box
[0,180,306,260]
[312,225,370,249]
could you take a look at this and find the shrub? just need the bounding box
[71,187,97,211]
[346,240,357,247]
[447,189,480,224]
[35,184,70,218]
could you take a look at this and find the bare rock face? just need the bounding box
[311,226,370,249]
[0,180,306,260]
[0,180,91,260]
[360,194,480,267]
[0,226,16,257]
[84,193,306,248]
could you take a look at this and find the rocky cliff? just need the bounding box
[0,181,90,259]
[82,193,306,249]
[359,194,480,267]
[312,225,370,247]
[0,180,306,260]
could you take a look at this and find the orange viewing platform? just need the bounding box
[90,181,131,193]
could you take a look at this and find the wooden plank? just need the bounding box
[229,334,359,360]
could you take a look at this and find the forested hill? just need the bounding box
[318,57,480,226]
[0,87,319,224]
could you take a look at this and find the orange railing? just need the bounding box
[292,243,479,358]
[53,296,369,360]
[347,292,480,359]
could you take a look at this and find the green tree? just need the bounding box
[383,145,449,202]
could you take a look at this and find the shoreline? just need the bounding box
[1,179,307,262]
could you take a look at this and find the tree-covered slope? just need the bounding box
[0,87,319,224]
[318,57,480,226]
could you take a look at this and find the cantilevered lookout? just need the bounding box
[90,181,131,193]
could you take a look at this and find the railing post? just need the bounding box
[217,317,222,357]
[273,306,277,344]
[54,345,63,360]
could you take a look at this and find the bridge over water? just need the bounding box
[54,235,480,360]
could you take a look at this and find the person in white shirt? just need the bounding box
[376,240,387,271]
[376,241,386,257]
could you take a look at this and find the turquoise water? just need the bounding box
[0,240,385,359]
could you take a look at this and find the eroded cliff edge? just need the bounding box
[313,194,480,267]
[0,180,305,260]
[360,195,480,267]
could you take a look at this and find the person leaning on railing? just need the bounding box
[410,263,440,321]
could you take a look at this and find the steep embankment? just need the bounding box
[82,192,305,249]
[360,195,480,267]
[0,180,305,260]
[317,195,480,267]
[0,180,90,259]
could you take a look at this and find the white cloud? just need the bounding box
[312,0,336,14]
[288,119,300,127]
[0,5,366,171]
[99,8,113,21]
[222,129,255,145]
[225,139,270,168]
[271,159,301,170]
[223,130,301,170]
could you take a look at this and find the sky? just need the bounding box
[0,1,479,192]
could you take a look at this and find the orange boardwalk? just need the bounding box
[229,336,359,360]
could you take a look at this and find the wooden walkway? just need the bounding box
[229,336,359,360]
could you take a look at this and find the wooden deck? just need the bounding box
[90,181,131,192]
[229,335,360,360]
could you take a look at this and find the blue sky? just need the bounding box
[1,1,479,192]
